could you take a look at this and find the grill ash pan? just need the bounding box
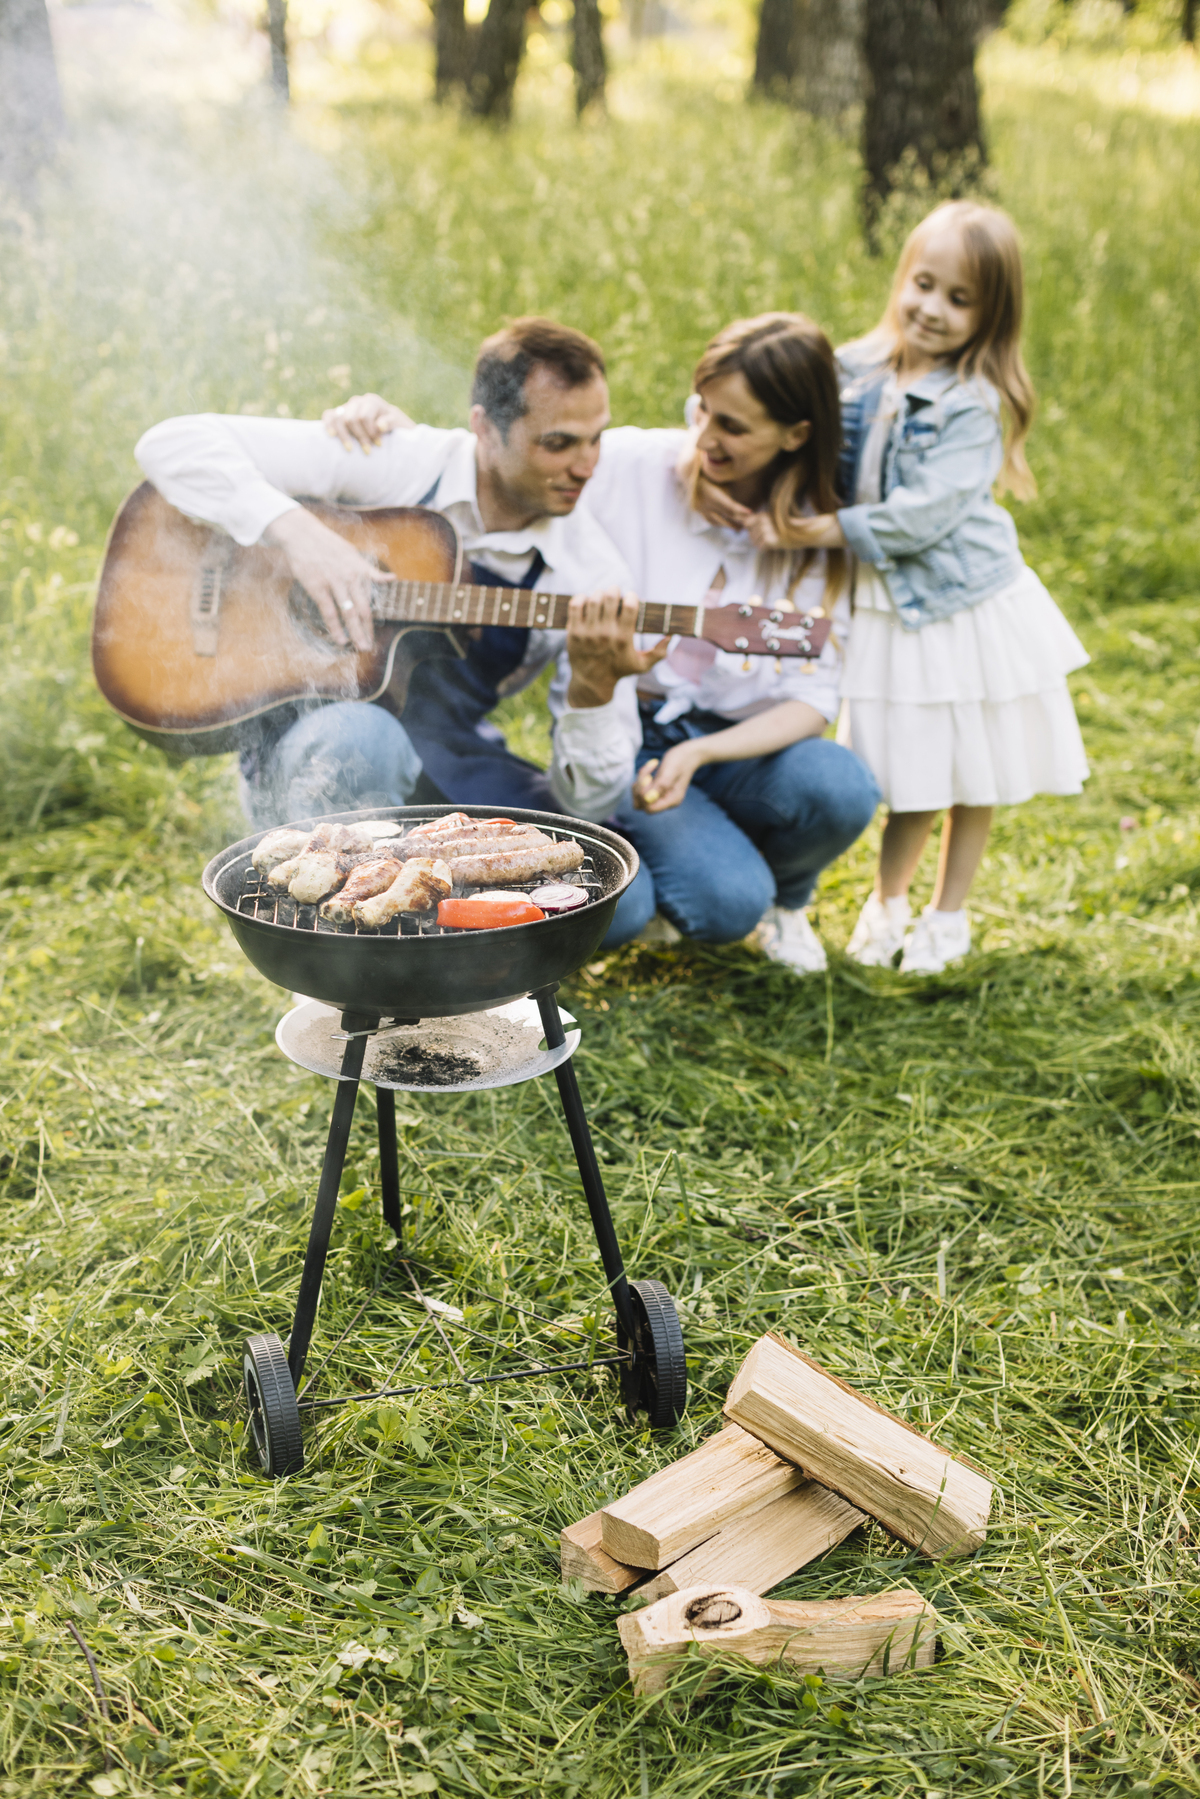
[202,804,638,1017]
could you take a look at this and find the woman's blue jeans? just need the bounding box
[603,711,879,949]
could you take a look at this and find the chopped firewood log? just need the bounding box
[560,1512,647,1594]
[599,1423,806,1571]
[637,1479,864,1604]
[724,1333,992,1559]
[618,1583,936,1697]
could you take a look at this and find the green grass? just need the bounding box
[2,28,1200,1799]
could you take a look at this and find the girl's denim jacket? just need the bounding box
[835,343,1026,631]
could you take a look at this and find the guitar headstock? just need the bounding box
[697,604,833,661]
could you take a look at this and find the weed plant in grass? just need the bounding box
[1,33,1200,1799]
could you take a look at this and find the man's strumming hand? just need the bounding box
[262,508,392,652]
[565,589,668,709]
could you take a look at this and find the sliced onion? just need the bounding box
[529,882,588,912]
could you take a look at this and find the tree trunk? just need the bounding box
[792,0,863,118]
[753,0,799,95]
[0,0,65,199]
[266,0,290,100]
[434,0,470,97]
[1185,0,1196,44]
[862,0,985,226]
[467,0,528,119]
[572,0,606,114]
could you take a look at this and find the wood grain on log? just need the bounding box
[724,1333,992,1558]
[560,1512,646,1594]
[637,1479,865,1603]
[599,1423,807,1570]
[618,1583,936,1696]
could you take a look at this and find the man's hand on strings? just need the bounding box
[322,393,415,452]
[262,508,391,652]
[565,589,668,709]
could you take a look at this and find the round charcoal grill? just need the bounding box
[202,803,687,1479]
[204,804,636,1017]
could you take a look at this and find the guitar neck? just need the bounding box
[373,580,697,640]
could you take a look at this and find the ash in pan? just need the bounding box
[365,1007,548,1088]
[370,1043,482,1086]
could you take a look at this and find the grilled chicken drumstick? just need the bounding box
[354,858,453,928]
[319,854,405,923]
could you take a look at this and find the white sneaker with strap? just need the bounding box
[753,906,828,975]
[900,907,971,974]
[846,893,911,967]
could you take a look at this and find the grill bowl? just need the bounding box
[202,804,637,1018]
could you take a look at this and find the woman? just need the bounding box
[554,312,878,968]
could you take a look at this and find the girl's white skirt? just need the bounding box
[837,564,1090,812]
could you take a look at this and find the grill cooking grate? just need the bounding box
[236,830,606,938]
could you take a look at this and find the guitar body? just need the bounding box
[91,484,464,756]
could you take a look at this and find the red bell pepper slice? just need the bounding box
[436,898,546,930]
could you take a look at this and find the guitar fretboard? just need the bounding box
[372,580,698,640]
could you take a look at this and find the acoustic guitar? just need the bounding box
[91,483,833,757]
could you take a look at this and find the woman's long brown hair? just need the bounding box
[681,312,846,603]
[865,200,1037,499]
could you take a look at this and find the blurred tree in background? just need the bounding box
[266,0,290,98]
[754,0,863,116]
[862,0,988,227]
[0,0,65,198]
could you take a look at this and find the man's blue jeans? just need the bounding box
[603,712,879,948]
[241,701,423,830]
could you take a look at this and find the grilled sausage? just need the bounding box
[449,839,584,886]
[395,829,551,864]
[405,812,474,839]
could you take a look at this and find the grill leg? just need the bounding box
[287,1016,372,1388]
[376,1086,402,1241]
[532,986,635,1340]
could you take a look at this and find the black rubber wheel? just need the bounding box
[243,1333,305,1477]
[618,1279,687,1429]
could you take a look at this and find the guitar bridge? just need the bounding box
[192,539,232,656]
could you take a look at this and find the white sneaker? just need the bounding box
[900,907,971,974]
[753,906,828,975]
[635,912,682,946]
[846,893,911,967]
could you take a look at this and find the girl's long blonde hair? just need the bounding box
[681,312,847,602]
[863,200,1037,499]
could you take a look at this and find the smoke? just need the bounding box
[0,1,468,837]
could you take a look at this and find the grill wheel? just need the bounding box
[243,1333,305,1477]
[618,1280,687,1430]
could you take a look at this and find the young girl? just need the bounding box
[787,200,1089,973]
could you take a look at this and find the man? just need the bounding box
[134,318,659,827]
